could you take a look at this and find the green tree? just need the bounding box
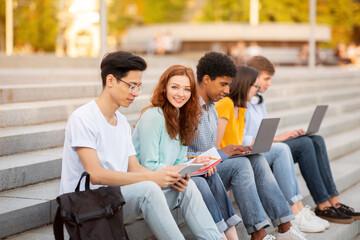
[260,0,308,22]
[196,0,360,46]
[13,0,59,52]
[108,0,187,37]
[196,0,249,22]
[317,0,359,45]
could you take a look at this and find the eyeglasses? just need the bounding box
[116,78,143,94]
[252,84,261,91]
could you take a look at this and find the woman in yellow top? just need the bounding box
[215,92,247,148]
[216,66,328,234]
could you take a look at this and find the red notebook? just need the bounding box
[191,158,222,176]
[189,147,222,176]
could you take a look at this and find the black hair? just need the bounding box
[100,51,147,87]
[196,51,237,83]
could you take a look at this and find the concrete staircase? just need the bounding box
[0,61,360,239]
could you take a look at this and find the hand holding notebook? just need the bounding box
[187,147,222,176]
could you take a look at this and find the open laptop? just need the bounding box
[304,105,328,136]
[230,117,280,157]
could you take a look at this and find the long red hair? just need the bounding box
[144,65,201,146]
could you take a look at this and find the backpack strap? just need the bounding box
[53,207,64,240]
[75,172,90,192]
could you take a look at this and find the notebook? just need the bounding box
[188,147,222,176]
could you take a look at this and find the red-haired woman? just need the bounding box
[132,65,241,239]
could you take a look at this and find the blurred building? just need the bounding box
[58,0,100,57]
[122,22,331,52]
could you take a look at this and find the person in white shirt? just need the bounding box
[59,51,221,240]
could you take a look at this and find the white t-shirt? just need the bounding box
[59,100,136,194]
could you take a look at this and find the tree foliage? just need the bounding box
[108,0,186,37]
[13,0,59,52]
[197,0,360,45]
[195,0,249,22]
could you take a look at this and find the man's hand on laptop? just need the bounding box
[221,144,252,156]
[275,129,306,142]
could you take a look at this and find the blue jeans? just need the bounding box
[261,142,303,205]
[216,154,294,234]
[284,135,339,204]
[192,173,242,233]
[122,180,222,240]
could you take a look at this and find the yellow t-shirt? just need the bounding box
[215,97,246,148]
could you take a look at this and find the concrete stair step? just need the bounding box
[0,122,66,156]
[269,97,360,129]
[265,78,360,98]
[271,67,360,83]
[0,54,198,69]
[0,107,149,156]
[4,170,360,240]
[0,96,150,127]
[0,82,101,104]
[0,179,59,239]
[0,68,100,84]
[266,86,360,112]
[277,110,360,139]
[0,78,158,104]
[0,98,92,127]
[0,147,63,191]
[0,55,99,69]
[325,126,360,161]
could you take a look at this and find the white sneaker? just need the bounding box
[262,234,276,240]
[276,226,308,240]
[291,207,326,233]
[303,205,330,229]
[289,224,306,237]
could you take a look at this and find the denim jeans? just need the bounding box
[192,173,242,233]
[261,142,303,205]
[284,135,339,204]
[121,180,222,240]
[216,154,294,234]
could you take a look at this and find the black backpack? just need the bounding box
[53,172,129,240]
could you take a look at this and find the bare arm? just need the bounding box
[216,118,251,156]
[216,117,228,148]
[77,147,181,188]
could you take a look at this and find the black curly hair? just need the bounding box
[196,51,237,83]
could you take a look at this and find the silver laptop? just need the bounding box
[230,117,280,157]
[305,105,328,135]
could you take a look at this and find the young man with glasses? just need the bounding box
[59,51,221,240]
